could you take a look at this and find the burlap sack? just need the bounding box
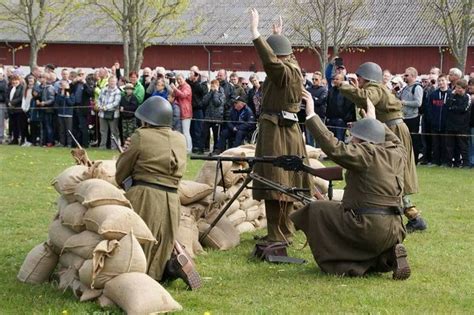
[80,287,103,302]
[48,220,77,251]
[56,195,70,217]
[258,204,266,218]
[306,145,323,160]
[52,165,90,195]
[240,198,260,210]
[75,179,131,208]
[80,233,147,289]
[199,209,240,250]
[224,200,240,217]
[103,272,182,314]
[178,180,213,205]
[83,205,156,244]
[228,210,246,226]
[62,230,104,259]
[194,160,232,187]
[225,184,242,199]
[98,294,116,308]
[184,203,207,221]
[221,146,255,157]
[88,160,118,187]
[17,242,59,284]
[257,218,267,229]
[58,252,85,270]
[60,202,88,233]
[238,144,256,150]
[176,214,204,258]
[57,266,78,292]
[236,221,256,234]
[308,158,329,194]
[222,163,245,188]
[246,205,261,221]
[332,189,344,201]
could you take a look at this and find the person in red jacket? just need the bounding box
[171,73,193,153]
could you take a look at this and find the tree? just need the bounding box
[289,0,369,77]
[427,0,473,73]
[0,0,82,69]
[92,0,201,77]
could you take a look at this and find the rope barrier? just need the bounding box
[1,105,473,138]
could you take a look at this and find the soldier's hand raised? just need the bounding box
[365,98,376,119]
[273,16,283,35]
[250,8,259,35]
[302,89,315,117]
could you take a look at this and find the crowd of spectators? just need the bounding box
[0,61,473,168]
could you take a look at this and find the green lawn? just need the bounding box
[0,145,473,314]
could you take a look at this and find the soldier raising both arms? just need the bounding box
[249,8,313,244]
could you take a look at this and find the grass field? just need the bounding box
[0,145,473,314]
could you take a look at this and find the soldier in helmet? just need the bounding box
[249,9,313,245]
[291,91,410,280]
[115,96,201,289]
[334,62,427,233]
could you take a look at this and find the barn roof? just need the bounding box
[0,0,472,47]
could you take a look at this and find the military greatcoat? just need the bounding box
[339,82,418,195]
[290,115,407,276]
[116,126,187,281]
[251,36,313,201]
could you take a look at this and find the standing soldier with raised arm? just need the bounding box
[250,8,313,245]
[336,62,427,232]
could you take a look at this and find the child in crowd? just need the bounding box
[119,83,139,139]
[445,79,471,167]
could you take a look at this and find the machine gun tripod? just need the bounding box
[190,155,343,242]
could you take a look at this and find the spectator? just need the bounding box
[0,70,7,144]
[202,79,225,153]
[171,73,193,153]
[216,69,236,122]
[427,74,451,166]
[215,95,255,153]
[390,75,405,95]
[119,83,139,139]
[445,79,471,168]
[7,75,26,145]
[383,69,393,90]
[229,72,246,98]
[399,67,423,164]
[239,77,250,95]
[325,74,355,142]
[301,69,313,89]
[37,73,56,147]
[97,76,121,149]
[139,67,153,94]
[55,80,74,147]
[151,77,169,100]
[70,70,87,147]
[448,68,462,90]
[468,78,474,167]
[128,71,145,104]
[247,74,262,118]
[429,67,441,84]
[305,71,328,146]
[187,66,209,154]
[325,57,347,89]
[29,76,43,146]
[21,75,37,147]
[111,62,121,81]
[54,68,70,93]
[419,73,438,165]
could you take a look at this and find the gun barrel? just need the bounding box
[190,155,276,163]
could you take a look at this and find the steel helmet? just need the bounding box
[266,34,293,56]
[355,62,383,83]
[350,118,385,144]
[135,96,173,127]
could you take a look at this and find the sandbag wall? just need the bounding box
[17,161,182,313]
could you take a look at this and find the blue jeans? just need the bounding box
[190,109,204,150]
[470,127,474,166]
[326,118,346,142]
[41,112,54,145]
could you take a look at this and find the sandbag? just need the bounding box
[332,189,344,201]
[257,218,267,229]
[58,266,78,293]
[178,180,213,205]
[75,179,131,208]
[103,272,182,314]
[88,160,118,186]
[83,205,156,244]
[240,198,260,210]
[97,294,116,308]
[306,145,323,160]
[185,203,207,221]
[176,214,203,258]
[221,146,255,157]
[56,195,70,217]
[308,159,329,194]
[194,160,232,187]
[48,219,77,251]
[62,231,104,259]
[224,200,240,217]
[58,252,85,270]
[222,163,245,188]
[258,203,266,218]
[52,165,90,195]
[199,209,240,250]
[60,202,88,232]
[80,233,147,289]
[246,205,261,221]
[228,210,246,226]
[236,221,256,234]
[17,242,59,284]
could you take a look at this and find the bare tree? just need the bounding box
[0,0,82,68]
[427,0,473,73]
[290,0,369,77]
[92,0,202,77]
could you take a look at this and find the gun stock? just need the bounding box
[301,165,343,181]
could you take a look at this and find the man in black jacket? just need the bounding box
[0,70,7,144]
[187,66,208,154]
[325,74,356,141]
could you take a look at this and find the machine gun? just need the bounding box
[191,154,343,242]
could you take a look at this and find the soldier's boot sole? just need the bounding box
[393,244,411,280]
[176,253,202,290]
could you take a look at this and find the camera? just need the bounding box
[335,57,344,67]
[394,85,400,92]
[169,78,176,85]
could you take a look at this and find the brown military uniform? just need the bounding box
[290,115,407,276]
[252,36,313,242]
[339,82,418,195]
[116,126,187,280]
